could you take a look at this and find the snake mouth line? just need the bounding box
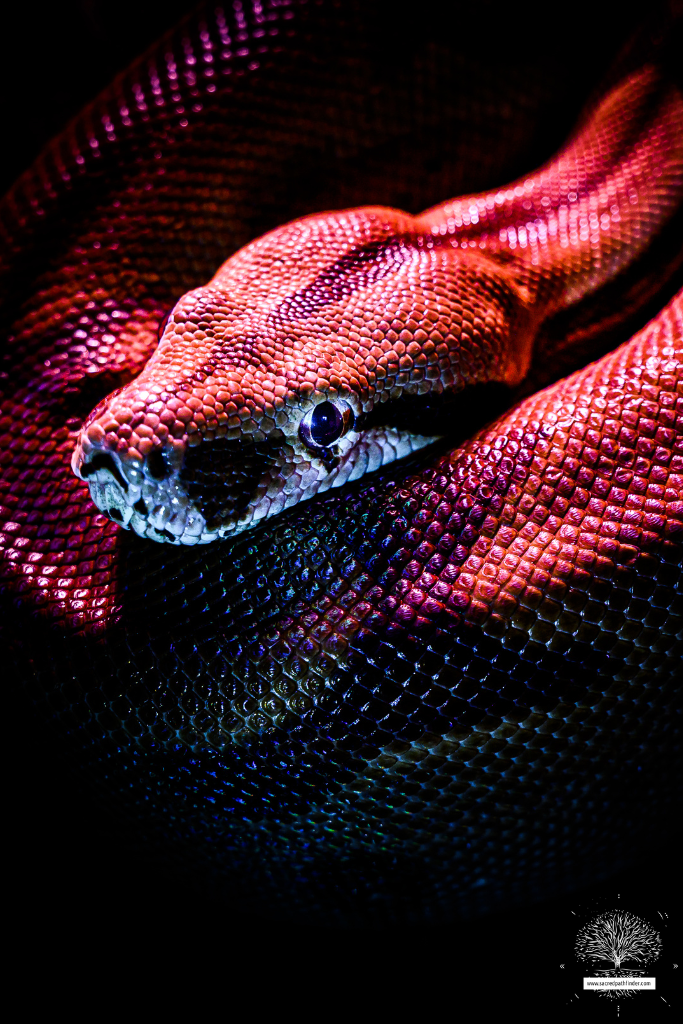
[73,445,219,544]
[72,425,444,545]
[72,437,288,544]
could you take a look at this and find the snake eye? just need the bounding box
[299,400,355,450]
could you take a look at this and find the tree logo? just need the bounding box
[575,909,662,999]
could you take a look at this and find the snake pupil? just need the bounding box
[299,400,353,450]
[310,402,343,445]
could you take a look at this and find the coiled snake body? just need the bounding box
[2,1,682,922]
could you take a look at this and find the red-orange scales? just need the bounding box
[70,67,683,546]
[2,0,683,923]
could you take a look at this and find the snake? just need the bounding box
[2,0,682,923]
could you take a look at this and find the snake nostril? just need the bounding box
[147,448,169,480]
[108,507,123,522]
[80,452,129,491]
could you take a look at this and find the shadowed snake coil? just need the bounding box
[1,0,682,923]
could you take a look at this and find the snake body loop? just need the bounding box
[1,0,682,922]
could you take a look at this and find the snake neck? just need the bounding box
[419,66,683,312]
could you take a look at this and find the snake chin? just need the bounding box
[72,424,441,544]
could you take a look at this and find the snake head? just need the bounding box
[71,359,436,546]
[71,208,521,544]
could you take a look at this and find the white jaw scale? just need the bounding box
[72,426,441,546]
[70,439,216,545]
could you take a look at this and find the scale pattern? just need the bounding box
[18,291,683,923]
[176,291,683,744]
[1,0,682,922]
[71,66,683,544]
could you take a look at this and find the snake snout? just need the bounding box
[71,391,293,544]
[71,382,447,544]
[72,425,203,544]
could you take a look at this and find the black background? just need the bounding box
[2,0,680,1007]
